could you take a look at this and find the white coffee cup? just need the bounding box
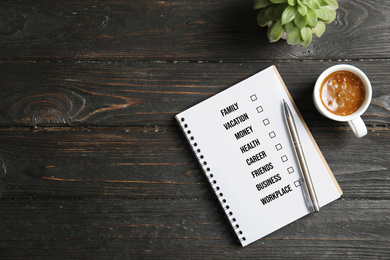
[313,64,372,138]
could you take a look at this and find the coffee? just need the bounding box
[320,70,366,116]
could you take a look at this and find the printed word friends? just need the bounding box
[251,162,273,178]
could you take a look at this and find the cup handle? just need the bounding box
[348,117,367,138]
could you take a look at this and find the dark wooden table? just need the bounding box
[1,1,389,259]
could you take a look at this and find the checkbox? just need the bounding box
[269,131,276,139]
[250,94,257,101]
[256,106,263,113]
[263,118,270,126]
[294,180,301,187]
[287,167,294,174]
[275,143,282,151]
[281,155,288,162]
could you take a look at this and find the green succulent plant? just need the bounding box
[254,0,338,47]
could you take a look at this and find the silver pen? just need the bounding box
[283,100,320,213]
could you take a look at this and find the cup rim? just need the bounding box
[313,64,372,122]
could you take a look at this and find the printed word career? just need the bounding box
[223,113,249,130]
[246,151,267,166]
[240,138,260,154]
[220,102,239,117]
[260,185,293,205]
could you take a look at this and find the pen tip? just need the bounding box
[283,100,292,117]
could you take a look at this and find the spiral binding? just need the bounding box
[179,117,246,243]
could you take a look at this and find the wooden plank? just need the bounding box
[0,61,389,127]
[0,0,390,60]
[1,0,389,258]
[0,127,389,200]
[1,198,389,259]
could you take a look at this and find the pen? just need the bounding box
[283,100,320,213]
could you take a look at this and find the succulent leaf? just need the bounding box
[284,21,301,45]
[302,0,321,9]
[283,21,296,33]
[269,0,288,3]
[288,0,297,6]
[300,26,311,41]
[281,5,297,25]
[316,6,336,22]
[297,3,307,16]
[254,0,272,10]
[274,3,289,19]
[317,0,330,6]
[257,5,277,27]
[294,11,308,29]
[286,26,301,45]
[313,20,326,37]
[299,31,312,47]
[306,7,318,27]
[254,0,338,47]
[326,0,338,9]
[267,20,285,42]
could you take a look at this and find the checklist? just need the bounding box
[176,66,342,246]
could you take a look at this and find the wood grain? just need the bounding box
[1,0,390,258]
[0,61,389,127]
[0,128,388,200]
[0,0,389,61]
[2,124,389,260]
[1,197,390,258]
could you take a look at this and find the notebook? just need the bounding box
[176,66,342,246]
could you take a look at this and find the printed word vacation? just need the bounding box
[223,113,249,130]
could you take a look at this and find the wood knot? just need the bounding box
[31,107,68,125]
[7,90,84,126]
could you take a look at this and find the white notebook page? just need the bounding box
[176,66,342,246]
